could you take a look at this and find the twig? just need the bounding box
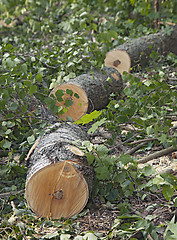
[137,146,177,164]
[125,142,146,155]
[130,138,158,145]
[0,190,24,198]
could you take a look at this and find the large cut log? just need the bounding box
[25,122,94,219]
[50,67,122,121]
[105,25,177,73]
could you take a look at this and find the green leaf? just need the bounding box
[5,129,12,135]
[74,92,80,99]
[164,215,177,239]
[88,118,107,134]
[119,154,133,165]
[162,185,174,202]
[158,134,168,144]
[60,234,71,240]
[143,165,155,176]
[27,135,35,145]
[36,73,42,82]
[6,121,15,128]
[82,141,94,152]
[74,110,102,125]
[95,165,110,180]
[66,89,73,96]
[65,99,73,107]
[29,84,37,95]
[42,232,59,239]
[83,232,97,240]
[55,89,64,102]
[3,140,11,149]
[152,175,165,185]
[21,63,27,73]
[74,236,83,240]
[85,152,95,165]
[96,144,109,156]
[9,102,18,111]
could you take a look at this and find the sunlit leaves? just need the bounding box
[74,110,102,125]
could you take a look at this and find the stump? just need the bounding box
[50,67,122,121]
[25,123,94,219]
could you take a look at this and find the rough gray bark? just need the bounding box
[65,67,123,112]
[114,25,177,70]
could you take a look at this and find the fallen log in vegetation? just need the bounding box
[50,67,122,121]
[25,123,94,219]
[105,25,177,72]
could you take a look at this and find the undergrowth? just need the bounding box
[0,0,177,239]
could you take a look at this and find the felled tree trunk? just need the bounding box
[50,67,122,121]
[25,123,94,219]
[105,25,177,72]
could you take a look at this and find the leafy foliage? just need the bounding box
[0,0,177,239]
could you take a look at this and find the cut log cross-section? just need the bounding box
[104,49,131,75]
[50,67,123,121]
[25,123,94,219]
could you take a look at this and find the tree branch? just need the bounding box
[137,146,177,164]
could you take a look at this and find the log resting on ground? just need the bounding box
[25,122,94,219]
[50,67,122,121]
[105,25,177,72]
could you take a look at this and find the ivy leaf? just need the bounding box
[29,84,37,95]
